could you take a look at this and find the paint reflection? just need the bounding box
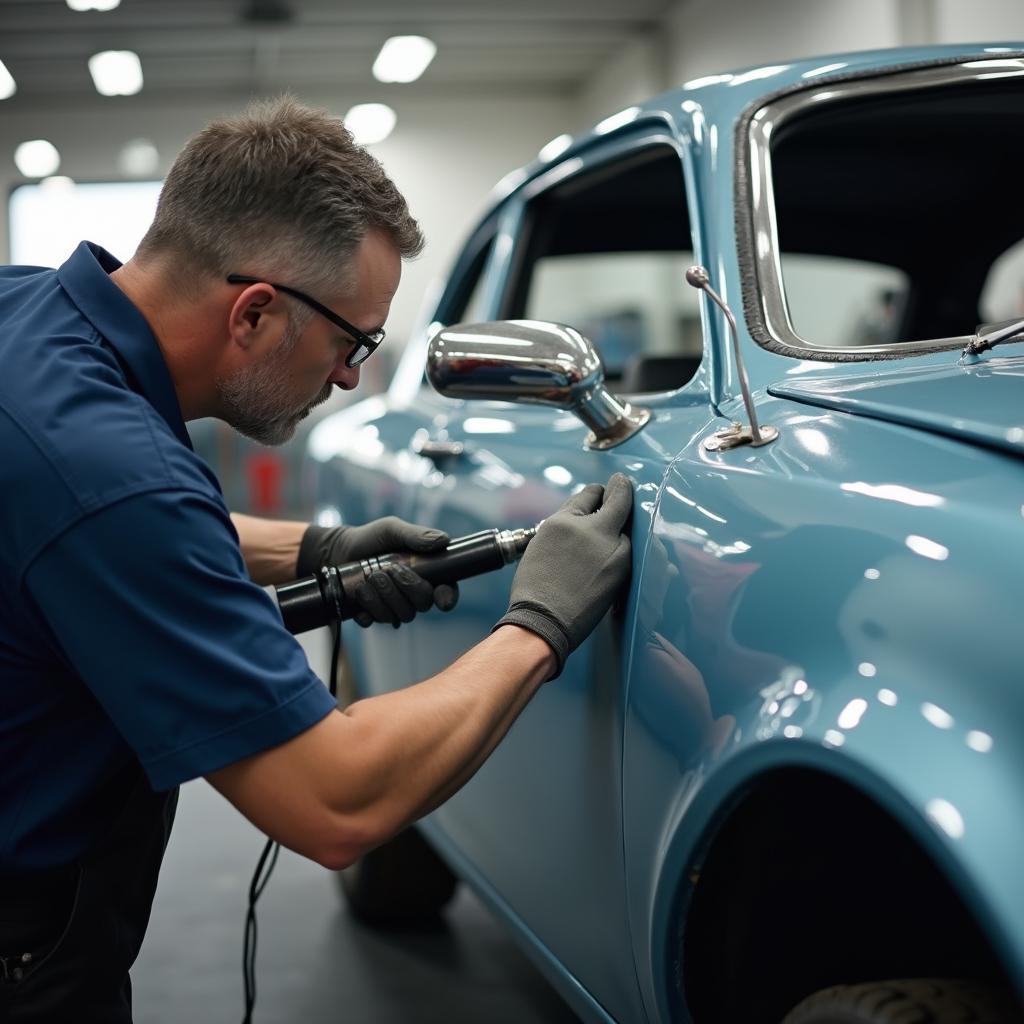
[633,534,737,761]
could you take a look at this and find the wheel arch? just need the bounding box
[644,748,1023,1024]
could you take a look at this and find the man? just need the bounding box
[0,98,632,1020]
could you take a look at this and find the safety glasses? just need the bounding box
[226,274,384,367]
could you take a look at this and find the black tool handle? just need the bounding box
[274,528,526,635]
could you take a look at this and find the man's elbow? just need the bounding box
[306,810,392,870]
[313,843,359,872]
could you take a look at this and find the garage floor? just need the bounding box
[133,757,580,1022]
[132,781,581,1023]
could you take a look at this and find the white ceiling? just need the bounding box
[0,0,674,106]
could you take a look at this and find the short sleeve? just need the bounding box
[22,488,337,791]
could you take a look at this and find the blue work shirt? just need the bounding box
[0,242,337,870]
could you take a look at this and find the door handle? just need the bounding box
[414,438,466,464]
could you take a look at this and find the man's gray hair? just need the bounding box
[136,96,423,296]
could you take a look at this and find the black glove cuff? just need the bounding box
[296,524,344,578]
[492,604,569,680]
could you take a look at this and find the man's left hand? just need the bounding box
[297,517,459,628]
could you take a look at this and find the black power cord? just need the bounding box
[241,623,342,1024]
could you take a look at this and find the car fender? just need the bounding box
[636,720,1024,1022]
[622,400,1024,1020]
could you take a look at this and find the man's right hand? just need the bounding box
[493,473,633,677]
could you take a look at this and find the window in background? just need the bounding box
[780,254,909,348]
[9,179,161,267]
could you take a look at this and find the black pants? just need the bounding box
[0,774,178,1023]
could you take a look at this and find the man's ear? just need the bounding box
[228,283,277,353]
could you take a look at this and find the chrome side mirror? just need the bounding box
[427,320,650,451]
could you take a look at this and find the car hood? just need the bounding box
[768,352,1024,457]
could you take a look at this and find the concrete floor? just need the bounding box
[133,781,581,1023]
[132,623,580,1023]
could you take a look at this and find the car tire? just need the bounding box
[781,978,1022,1023]
[337,826,459,926]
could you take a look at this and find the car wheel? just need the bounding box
[781,978,1022,1023]
[337,826,459,926]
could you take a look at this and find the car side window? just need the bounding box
[457,241,494,325]
[438,229,497,326]
[506,146,701,393]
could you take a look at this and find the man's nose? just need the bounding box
[329,359,360,391]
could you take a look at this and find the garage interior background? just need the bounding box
[3,1,1024,1022]
[4,0,1024,518]
[4,0,1022,371]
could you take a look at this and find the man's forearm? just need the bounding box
[230,512,308,586]
[336,624,555,831]
[207,624,556,867]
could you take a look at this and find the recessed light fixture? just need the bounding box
[344,103,396,145]
[119,138,159,176]
[15,140,61,178]
[0,59,16,100]
[372,36,436,83]
[88,50,143,96]
[67,0,121,10]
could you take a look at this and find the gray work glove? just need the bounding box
[493,473,633,678]
[297,518,459,629]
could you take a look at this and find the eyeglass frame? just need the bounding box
[226,274,384,368]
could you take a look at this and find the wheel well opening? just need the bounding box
[677,768,1011,1023]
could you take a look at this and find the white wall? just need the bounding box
[571,0,1024,117]
[934,0,1024,43]
[574,33,668,130]
[664,0,901,86]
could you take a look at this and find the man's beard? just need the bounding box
[216,318,334,446]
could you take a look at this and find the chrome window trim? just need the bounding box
[746,57,1024,360]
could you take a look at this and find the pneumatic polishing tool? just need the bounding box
[274,524,539,635]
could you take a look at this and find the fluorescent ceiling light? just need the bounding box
[15,140,61,178]
[68,0,121,10]
[119,138,159,176]
[372,36,436,83]
[344,103,396,145]
[0,60,16,100]
[88,50,143,96]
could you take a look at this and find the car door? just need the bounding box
[404,134,717,1023]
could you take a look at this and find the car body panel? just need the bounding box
[624,396,1024,1017]
[769,350,1024,457]
[358,392,717,1023]
[306,42,1024,1022]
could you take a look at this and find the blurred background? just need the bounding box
[4,0,1024,518]
[7,3,1024,1020]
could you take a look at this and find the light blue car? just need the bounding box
[305,43,1024,1023]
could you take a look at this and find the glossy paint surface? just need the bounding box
[306,42,1024,1023]
[769,348,1024,456]
[627,397,1024,1019]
